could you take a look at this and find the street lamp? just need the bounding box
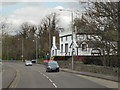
[18,39,24,62]
[48,21,51,60]
[58,9,74,70]
[33,37,38,63]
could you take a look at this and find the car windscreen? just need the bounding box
[26,61,31,63]
[48,62,58,66]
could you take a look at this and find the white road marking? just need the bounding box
[46,76,49,79]
[39,72,58,88]
[49,79,53,83]
[43,74,45,76]
[53,83,57,88]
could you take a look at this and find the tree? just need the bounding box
[18,22,37,60]
[74,2,118,67]
[37,12,60,58]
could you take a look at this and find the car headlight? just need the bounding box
[57,65,59,68]
[48,66,51,68]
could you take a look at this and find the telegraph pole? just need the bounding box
[36,37,38,63]
[22,39,24,62]
[49,20,51,60]
[71,12,74,70]
[118,1,120,85]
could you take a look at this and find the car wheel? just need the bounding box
[56,70,59,72]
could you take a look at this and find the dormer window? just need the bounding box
[82,44,87,51]
[61,37,63,42]
[66,36,68,41]
[52,50,54,55]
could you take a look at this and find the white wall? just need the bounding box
[60,35,72,55]
[78,48,92,55]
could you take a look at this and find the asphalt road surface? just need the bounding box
[2,61,118,89]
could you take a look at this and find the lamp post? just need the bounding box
[18,39,24,62]
[33,37,38,63]
[36,37,38,63]
[58,9,74,70]
[48,20,51,60]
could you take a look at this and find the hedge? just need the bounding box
[53,55,118,67]
[54,56,71,61]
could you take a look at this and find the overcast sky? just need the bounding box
[0,0,86,35]
[1,0,119,35]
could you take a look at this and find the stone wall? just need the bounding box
[57,61,118,77]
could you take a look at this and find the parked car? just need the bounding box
[25,61,32,66]
[32,59,36,63]
[46,61,59,72]
[0,59,2,65]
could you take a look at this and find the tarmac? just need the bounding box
[2,64,17,89]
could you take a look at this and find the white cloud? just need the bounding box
[55,6,64,10]
[3,3,84,34]
[1,0,79,3]
[3,5,73,34]
[6,5,74,27]
[6,6,53,25]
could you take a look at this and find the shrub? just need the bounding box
[53,55,118,67]
[54,56,71,61]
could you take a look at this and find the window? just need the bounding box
[66,36,67,41]
[65,43,68,53]
[61,44,63,53]
[71,35,73,40]
[82,44,87,51]
[55,49,57,55]
[61,37,63,42]
[52,50,54,55]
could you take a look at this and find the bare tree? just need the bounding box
[74,2,118,67]
[37,12,60,57]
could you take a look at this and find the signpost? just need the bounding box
[11,58,13,61]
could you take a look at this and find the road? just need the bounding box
[2,61,118,89]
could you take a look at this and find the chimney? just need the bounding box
[53,36,56,46]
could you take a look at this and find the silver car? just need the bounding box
[25,61,32,66]
[46,61,59,72]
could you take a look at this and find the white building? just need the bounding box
[51,29,117,57]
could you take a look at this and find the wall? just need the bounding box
[57,61,118,77]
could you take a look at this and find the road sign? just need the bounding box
[11,58,13,61]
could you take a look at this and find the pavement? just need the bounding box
[60,68,119,82]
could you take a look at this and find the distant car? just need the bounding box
[46,61,59,72]
[0,59,2,65]
[25,61,32,66]
[32,59,36,63]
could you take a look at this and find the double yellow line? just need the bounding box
[9,67,20,89]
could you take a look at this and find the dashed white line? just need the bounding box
[49,79,53,83]
[38,71,58,88]
[46,76,49,79]
[52,83,57,88]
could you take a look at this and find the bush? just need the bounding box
[54,55,118,67]
[54,56,71,61]
[82,56,103,66]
